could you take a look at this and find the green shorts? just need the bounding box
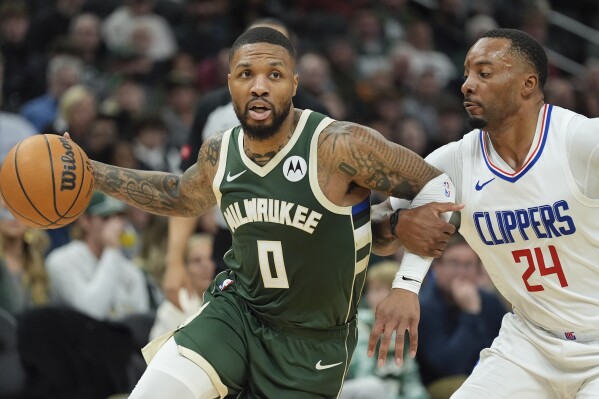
[174,283,358,398]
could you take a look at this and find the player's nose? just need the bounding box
[251,75,270,97]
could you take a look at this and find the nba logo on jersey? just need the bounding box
[564,331,576,340]
[443,181,451,197]
[219,279,235,291]
[283,156,307,182]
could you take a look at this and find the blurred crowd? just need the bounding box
[0,0,598,398]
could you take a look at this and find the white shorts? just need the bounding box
[452,312,599,399]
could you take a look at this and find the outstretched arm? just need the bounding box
[318,122,462,367]
[90,132,223,218]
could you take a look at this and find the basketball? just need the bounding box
[0,134,95,229]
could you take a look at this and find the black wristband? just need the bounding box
[389,208,401,239]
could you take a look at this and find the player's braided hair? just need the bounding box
[229,27,296,63]
[481,28,548,89]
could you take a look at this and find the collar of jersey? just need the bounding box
[238,109,311,177]
[479,104,552,183]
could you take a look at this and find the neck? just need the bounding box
[486,100,545,171]
[244,108,299,166]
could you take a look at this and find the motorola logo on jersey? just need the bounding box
[472,200,576,246]
[283,156,307,182]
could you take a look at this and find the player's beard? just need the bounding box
[468,115,488,129]
[234,98,292,141]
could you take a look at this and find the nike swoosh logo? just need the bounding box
[226,170,246,182]
[315,360,343,370]
[401,276,421,283]
[475,178,495,191]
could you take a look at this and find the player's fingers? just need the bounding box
[434,202,464,213]
[377,329,393,367]
[408,320,419,358]
[394,328,406,367]
[367,322,383,357]
[63,132,71,140]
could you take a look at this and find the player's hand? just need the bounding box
[163,260,193,310]
[394,202,463,258]
[368,288,420,367]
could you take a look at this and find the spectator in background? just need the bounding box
[324,36,363,119]
[68,13,112,98]
[544,76,578,111]
[85,112,120,163]
[149,233,215,340]
[350,8,395,79]
[101,0,178,63]
[100,77,149,138]
[0,54,37,164]
[45,192,151,321]
[19,54,83,131]
[416,234,507,396]
[27,0,84,54]
[0,0,37,111]
[342,261,429,399]
[580,58,599,117]
[392,116,429,156]
[46,84,98,145]
[0,203,51,315]
[161,72,199,150]
[131,113,181,173]
[298,52,346,119]
[404,20,457,90]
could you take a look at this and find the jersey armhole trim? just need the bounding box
[213,128,233,207]
[309,118,352,215]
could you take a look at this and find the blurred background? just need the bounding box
[0,0,598,398]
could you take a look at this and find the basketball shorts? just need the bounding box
[452,311,599,399]
[173,280,358,398]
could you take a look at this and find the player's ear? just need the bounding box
[522,73,538,97]
[293,73,299,96]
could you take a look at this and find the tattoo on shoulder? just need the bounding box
[200,131,224,167]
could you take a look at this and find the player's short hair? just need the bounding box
[229,27,296,64]
[481,28,548,89]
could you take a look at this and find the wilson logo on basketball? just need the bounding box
[58,137,77,191]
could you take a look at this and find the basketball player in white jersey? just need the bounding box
[370,29,599,398]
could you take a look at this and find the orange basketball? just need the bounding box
[0,134,95,229]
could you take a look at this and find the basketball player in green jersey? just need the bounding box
[82,27,462,398]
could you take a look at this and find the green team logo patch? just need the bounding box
[283,156,307,182]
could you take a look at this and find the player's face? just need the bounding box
[461,38,524,131]
[228,43,299,141]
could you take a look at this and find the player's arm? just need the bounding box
[319,121,462,367]
[319,121,460,255]
[91,132,223,217]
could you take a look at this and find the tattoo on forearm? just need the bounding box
[93,162,182,213]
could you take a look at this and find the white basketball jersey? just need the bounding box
[456,104,599,333]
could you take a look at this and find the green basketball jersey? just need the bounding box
[213,110,371,329]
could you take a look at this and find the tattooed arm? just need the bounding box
[318,121,458,254]
[318,121,462,368]
[92,132,223,217]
